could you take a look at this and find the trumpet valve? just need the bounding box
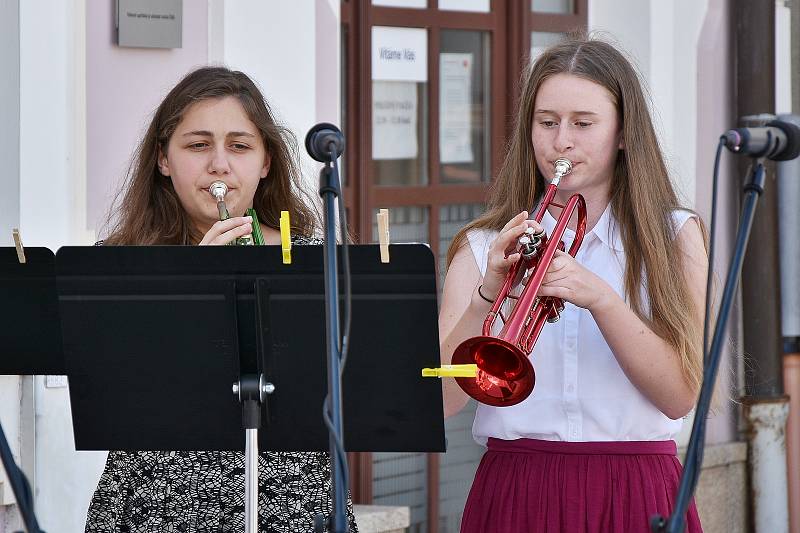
[519,227,545,258]
[546,299,566,323]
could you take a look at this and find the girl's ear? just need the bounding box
[618,133,625,150]
[158,148,171,176]
[260,152,272,179]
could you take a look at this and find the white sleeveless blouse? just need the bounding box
[466,203,696,445]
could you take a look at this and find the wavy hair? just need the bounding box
[104,66,318,244]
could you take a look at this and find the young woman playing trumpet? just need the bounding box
[440,35,707,532]
[87,66,358,533]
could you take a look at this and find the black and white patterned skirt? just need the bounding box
[84,450,358,532]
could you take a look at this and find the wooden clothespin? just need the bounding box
[12,228,26,264]
[279,211,292,264]
[377,208,390,263]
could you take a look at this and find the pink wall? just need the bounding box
[86,1,209,234]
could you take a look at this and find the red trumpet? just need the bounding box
[451,159,587,406]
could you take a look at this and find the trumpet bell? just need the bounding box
[452,336,535,407]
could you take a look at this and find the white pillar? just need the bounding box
[744,398,790,533]
[19,1,105,532]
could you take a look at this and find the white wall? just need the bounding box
[222,0,320,191]
[588,0,707,209]
[19,0,94,249]
[315,0,341,127]
[652,0,708,208]
[588,0,651,78]
[694,0,738,446]
[589,0,743,445]
[218,0,341,197]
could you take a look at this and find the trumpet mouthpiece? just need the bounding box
[209,181,228,201]
[552,159,573,186]
[554,158,573,174]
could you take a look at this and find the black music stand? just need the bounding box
[57,243,445,530]
[1,246,62,533]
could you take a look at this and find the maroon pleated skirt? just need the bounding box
[461,438,702,533]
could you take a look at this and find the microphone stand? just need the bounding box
[315,146,350,533]
[0,420,46,533]
[651,157,767,532]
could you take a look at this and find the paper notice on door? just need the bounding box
[439,53,474,164]
[372,26,428,82]
[372,81,419,160]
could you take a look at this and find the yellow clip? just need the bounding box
[421,364,478,378]
[280,211,291,264]
[12,228,26,264]
[377,208,390,263]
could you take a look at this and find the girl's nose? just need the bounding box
[553,124,574,153]
[208,147,231,175]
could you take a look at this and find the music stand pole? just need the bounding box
[234,374,273,533]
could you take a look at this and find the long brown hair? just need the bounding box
[447,34,704,394]
[104,66,318,244]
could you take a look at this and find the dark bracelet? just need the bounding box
[477,285,495,303]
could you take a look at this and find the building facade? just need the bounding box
[0,1,796,532]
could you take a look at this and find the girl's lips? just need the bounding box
[204,187,236,195]
[545,162,580,180]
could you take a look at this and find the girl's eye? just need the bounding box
[230,143,250,151]
[540,121,557,128]
[188,142,208,150]
[576,121,592,128]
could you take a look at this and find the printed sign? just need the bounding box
[440,53,474,164]
[372,81,419,160]
[372,26,428,82]
[117,0,182,49]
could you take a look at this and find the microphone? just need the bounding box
[721,119,800,161]
[305,123,345,162]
